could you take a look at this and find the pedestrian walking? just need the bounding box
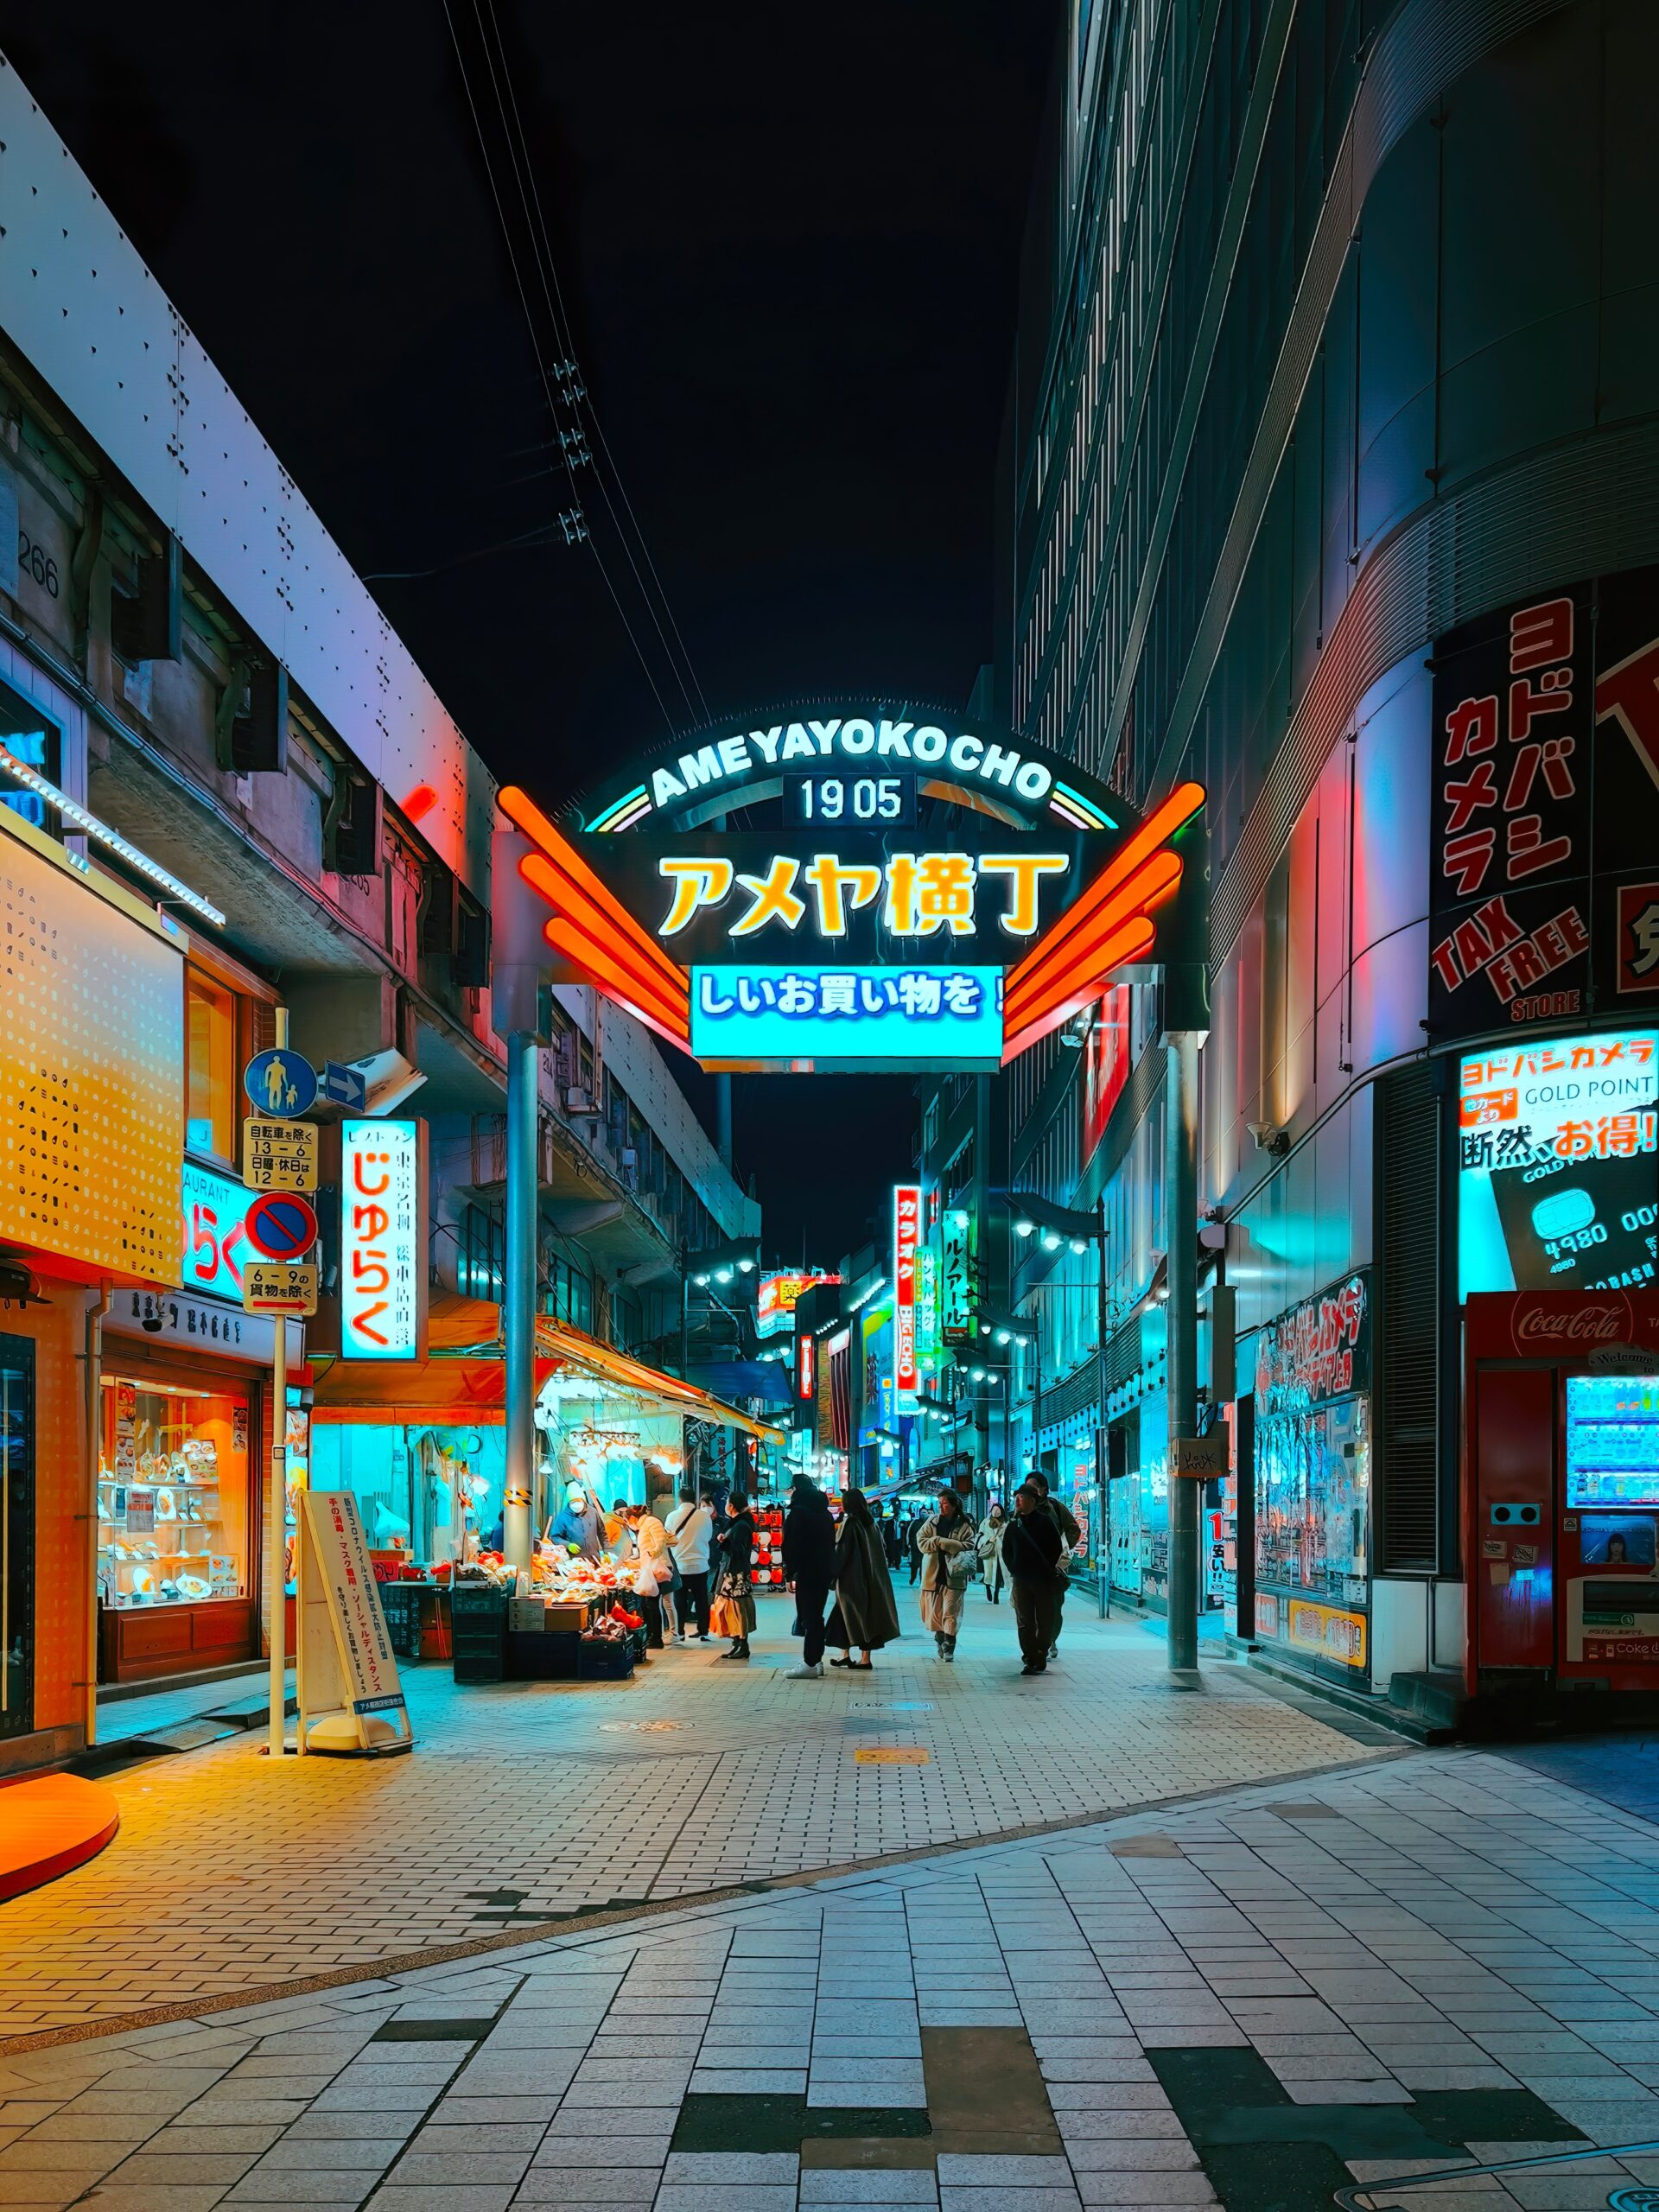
[917,1486,977,1661]
[710,1490,757,1661]
[976,1502,1007,1604]
[1031,1471,1081,1659]
[782,1471,837,1678]
[664,1483,714,1643]
[826,1486,901,1669]
[1002,1481,1064,1675]
[881,1513,903,1571]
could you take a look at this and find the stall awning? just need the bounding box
[311,1293,783,1444]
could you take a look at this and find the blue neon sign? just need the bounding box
[690,965,1003,1065]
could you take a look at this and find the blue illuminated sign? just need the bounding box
[690,965,1003,1065]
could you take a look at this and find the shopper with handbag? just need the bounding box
[826,1485,901,1669]
[782,1472,836,1678]
[976,1502,1007,1604]
[916,1486,977,1661]
[621,1503,675,1649]
[709,1489,758,1661]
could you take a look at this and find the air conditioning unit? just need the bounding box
[564,1086,601,1118]
[620,1147,639,1189]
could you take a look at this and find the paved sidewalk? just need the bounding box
[0,1598,1383,2039]
[6,1748,1659,2212]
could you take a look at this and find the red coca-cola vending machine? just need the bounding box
[1465,1289,1659,1720]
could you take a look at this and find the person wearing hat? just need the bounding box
[1001,1481,1064,1675]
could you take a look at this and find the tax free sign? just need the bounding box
[499,703,1205,1072]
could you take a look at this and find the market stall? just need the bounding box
[308,1292,783,1682]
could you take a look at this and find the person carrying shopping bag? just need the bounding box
[826,1485,901,1669]
[976,1502,1007,1604]
[916,1486,977,1661]
[709,1490,758,1661]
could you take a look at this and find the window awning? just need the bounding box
[310,1291,783,1444]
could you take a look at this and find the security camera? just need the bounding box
[1246,1121,1289,1157]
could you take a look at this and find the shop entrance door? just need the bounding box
[0,1332,35,1740]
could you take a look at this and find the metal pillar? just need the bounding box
[1165,1033,1200,1678]
[715,1074,733,1171]
[503,1029,538,1572]
[266,1006,290,1758]
[1096,1191,1110,1620]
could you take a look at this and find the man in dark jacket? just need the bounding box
[1002,1482,1064,1675]
[1032,1470,1081,1661]
[782,1473,837,1678]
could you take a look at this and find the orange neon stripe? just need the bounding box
[535,903,688,1021]
[543,921,691,1049]
[500,786,686,995]
[1001,915,1155,1064]
[1005,779,1205,997]
[518,852,688,1010]
[1003,849,1182,1026]
[516,843,687,1001]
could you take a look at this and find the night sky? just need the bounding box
[6,2,1057,1260]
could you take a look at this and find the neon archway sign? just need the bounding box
[501,702,1203,1072]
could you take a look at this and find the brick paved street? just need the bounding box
[0,1597,1385,2041]
[10,1735,1659,2212]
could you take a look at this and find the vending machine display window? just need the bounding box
[98,1375,251,1608]
[1565,1374,1659,1509]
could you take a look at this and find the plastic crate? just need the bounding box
[449,1585,507,1684]
[506,1629,580,1681]
[577,1637,635,1681]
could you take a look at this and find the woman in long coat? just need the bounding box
[917,1487,977,1660]
[826,1487,902,1669]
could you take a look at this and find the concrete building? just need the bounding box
[0,57,755,1770]
[921,0,1659,1721]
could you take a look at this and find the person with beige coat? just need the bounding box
[916,1487,977,1661]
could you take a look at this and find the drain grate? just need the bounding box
[371,2017,496,2043]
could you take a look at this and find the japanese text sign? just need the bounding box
[1255,1274,1370,1415]
[690,965,1002,1067]
[1458,1030,1659,1298]
[340,1118,424,1362]
[893,1185,921,1401]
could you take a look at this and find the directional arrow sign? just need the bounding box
[318,1059,368,1111]
[245,1191,320,1262]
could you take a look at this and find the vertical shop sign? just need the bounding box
[798,1329,817,1404]
[1083,983,1134,1159]
[893,1184,921,1402]
[1429,565,1659,1040]
[941,1205,974,1341]
[340,1119,427,1361]
[915,1243,940,1374]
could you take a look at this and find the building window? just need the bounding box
[185,969,238,1163]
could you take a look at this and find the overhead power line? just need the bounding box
[437,0,708,734]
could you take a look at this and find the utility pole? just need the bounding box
[502,1030,537,1572]
[1165,1032,1200,1679]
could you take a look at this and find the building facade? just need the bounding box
[0,62,754,1771]
[914,0,1659,1716]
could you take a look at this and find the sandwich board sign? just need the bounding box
[297,1491,413,1756]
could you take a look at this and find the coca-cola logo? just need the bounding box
[1511,1292,1633,1354]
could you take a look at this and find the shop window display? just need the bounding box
[98,1376,249,1608]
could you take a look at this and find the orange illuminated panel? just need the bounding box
[0,805,182,1281]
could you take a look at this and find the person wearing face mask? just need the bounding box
[545,1478,607,1560]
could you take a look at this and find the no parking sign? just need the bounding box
[245,1191,320,1262]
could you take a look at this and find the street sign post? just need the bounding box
[245,1192,320,1262]
[243,1047,318,1118]
[243,1261,319,1317]
[243,1118,319,1193]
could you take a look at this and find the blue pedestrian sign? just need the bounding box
[243,1048,318,1119]
[318,1059,368,1111]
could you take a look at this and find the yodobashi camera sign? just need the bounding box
[340,1119,427,1361]
[1458,1030,1659,1298]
